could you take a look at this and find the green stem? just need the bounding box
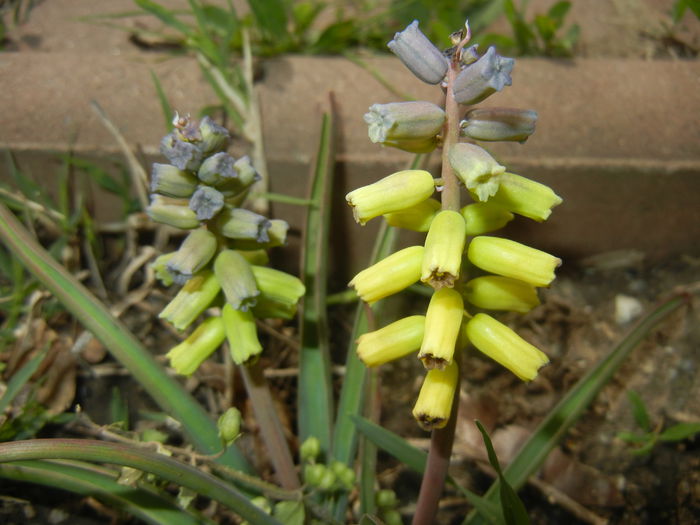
[440,59,462,212]
[0,203,249,472]
[0,439,280,525]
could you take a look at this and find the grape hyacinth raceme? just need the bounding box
[149,114,305,373]
[346,20,562,431]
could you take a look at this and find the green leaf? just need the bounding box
[273,500,305,525]
[150,70,174,132]
[298,106,335,453]
[464,292,689,524]
[475,421,530,525]
[0,347,48,415]
[658,422,700,442]
[626,390,651,431]
[310,20,358,54]
[246,0,288,40]
[547,1,571,25]
[134,0,193,36]
[630,437,657,456]
[616,431,651,444]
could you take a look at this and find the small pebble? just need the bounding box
[614,294,643,324]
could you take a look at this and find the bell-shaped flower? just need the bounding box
[463,275,540,313]
[346,170,435,225]
[147,195,199,230]
[483,172,563,222]
[453,46,515,105]
[468,236,561,287]
[189,186,225,221]
[214,250,259,311]
[412,361,459,430]
[151,252,176,286]
[232,218,289,250]
[222,304,263,365]
[388,20,449,85]
[461,202,514,235]
[365,102,445,152]
[421,210,466,289]
[160,133,203,171]
[349,246,424,303]
[461,108,537,143]
[448,143,506,201]
[356,315,425,367]
[418,288,464,369]
[197,152,238,186]
[150,163,198,198]
[159,270,221,331]
[251,266,305,307]
[166,229,218,284]
[465,313,548,381]
[384,198,441,232]
[218,207,271,243]
[198,115,231,155]
[166,316,226,375]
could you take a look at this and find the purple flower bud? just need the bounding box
[461,108,537,142]
[388,21,449,85]
[198,116,230,154]
[189,186,225,221]
[453,47,515,105]
[160,133,203,171]
[365,101,445,146]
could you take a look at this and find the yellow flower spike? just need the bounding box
[412,360,459,430]
[166,316,226,375]
[418,288,464,369]
[463,275,540,313]
[159,270,221,331]
[356,315,425,367]
[345,170,435,225]
[349,246,424,303]
[467,236,561,287]
[222,304,263,365]
[384,198,441,232]
[421,210,466,289]
[460,202,514,236]
[465,313,549,381]
[485,172,563,222]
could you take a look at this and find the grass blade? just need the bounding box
[465,292,689,524]
[0,440,279,524]
[0,203,250,472]
[0,459,209,525]
[245,0,288,41]
[150,70,174,132]
[297,102,335,452]
[0,347,48,414]
[134,0,193,36]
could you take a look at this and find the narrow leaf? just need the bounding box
[150,70,174,131]
[658,422,700,442]
[626,390,651,431]
[0,347,48,414]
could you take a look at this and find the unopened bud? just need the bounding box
[418,288,463,369]
[189,186,225,221]
[384,198,441,232]
[147,195,199,229]
[166,229,217,284]
[159,270,221,330]
[231,219,288,250]
[214,250,259,311]
[222,303,263,365]
[199,116,231,154]
[465,313,549,381]
[467,236,561,287]
[376,489,398,509]
[485,172,562,222]
[197,152,238,187]
[160,133,203,171]
[464,275,540,313]
[166,316,225,375]
[150,163,198,198]
[421,210,466,289]
[388,20,449,84]
[412,360,459,430]
[357,315,425,367]
[461,108,537,143]
[300,436,321,462]
[453,46,515,105]
[346,170,435,225]
[448,143,506,201]
[461,202,514,235]
[251,266,305,307]
[365,101,445,148]
[218,207,271,243]
[349,246,423,303]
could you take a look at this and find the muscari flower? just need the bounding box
[461,107,537,143]
[346,170,435,225]
[214,250,259,311]
[166,229,218,284]
[349,245,424,303]
[453,46,515,105]
[388,20,449,85]
[365,101,445,153]
[150,163,198,198]
[467,236,561,287]
[222,303,263,365]
[147,195,199,229]
[251,266,305,307]
[159,270,221,330]
[384,198,441,232]
[480,172,563,222]
[418,287,464,369]
[167,316,226,375]
[356,315,425,367]
[218,207,271,243]
[198,115,231,155]
[448,142,506,202]
[412,360,459,430]
[465,313,549,381]
[421,210,466,289]
[189,186,225,221]
[463,275,540,313]
[461,202,514,235]
[160,132,203,171]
